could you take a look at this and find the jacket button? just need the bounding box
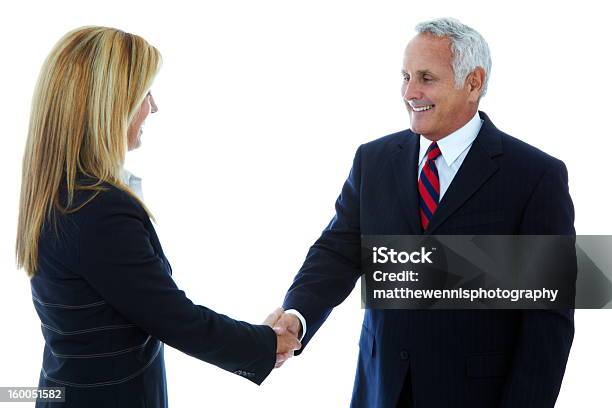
[400,350,409,360]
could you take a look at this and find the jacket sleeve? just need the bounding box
[499,159,576,407]
[77,188,276,385]
[283,146,364,354]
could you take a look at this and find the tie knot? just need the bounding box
[426,142,441,161]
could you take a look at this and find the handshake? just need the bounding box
[264,308,303,368]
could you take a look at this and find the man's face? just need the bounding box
[402,33,478,140]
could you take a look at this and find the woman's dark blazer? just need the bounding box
[31,181,276,407]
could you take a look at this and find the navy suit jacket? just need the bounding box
[283,111,575,408]
[31,180,276,407]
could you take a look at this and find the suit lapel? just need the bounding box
[425,111,503,234]
[391,131,422,234]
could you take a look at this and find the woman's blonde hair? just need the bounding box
[16,26,162,277]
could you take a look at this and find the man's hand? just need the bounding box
[264,307,303,368]
[264,308,301,367]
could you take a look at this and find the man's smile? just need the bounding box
[412,104,435,112]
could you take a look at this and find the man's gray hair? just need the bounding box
[415,17,492,97]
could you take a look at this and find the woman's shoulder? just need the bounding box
[39,182,137,260]
[39,180,150,277]
[85,183,143,213]
[57,180,145,226]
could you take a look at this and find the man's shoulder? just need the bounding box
[498,130,566,172]
[358,128,415,155]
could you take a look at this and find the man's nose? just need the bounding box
[402,79,422,102]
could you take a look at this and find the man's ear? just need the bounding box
[467,67,485,102]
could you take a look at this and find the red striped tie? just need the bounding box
[418,142,442,231]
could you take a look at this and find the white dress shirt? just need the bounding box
[289,112,483,341]
[120,168,144,200]
[121,169,156,247]
[418,111,483,199]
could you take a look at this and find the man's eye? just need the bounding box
[423,76,433,82]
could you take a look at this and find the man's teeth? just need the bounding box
[413,105,434,112]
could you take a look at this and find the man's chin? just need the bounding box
[410,123,429,136]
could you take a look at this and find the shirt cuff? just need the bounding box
[284,309,307,342]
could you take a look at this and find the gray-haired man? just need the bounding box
[271,17,574,407]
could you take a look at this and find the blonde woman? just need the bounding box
[16,26,300,407]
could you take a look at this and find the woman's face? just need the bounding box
[127,92,158,151]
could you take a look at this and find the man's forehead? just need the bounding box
[403,34,453,69]
[406,32,451,48]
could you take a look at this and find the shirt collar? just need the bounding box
[418,111,483,167]
[120,168,135,185]
[120,168,143,199]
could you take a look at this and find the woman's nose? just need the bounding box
[150,96,158,113]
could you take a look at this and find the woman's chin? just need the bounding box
[128,138,142,151]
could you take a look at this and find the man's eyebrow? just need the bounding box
[401,69,436,76]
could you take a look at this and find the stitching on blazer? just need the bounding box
[41,341,162,388]
[32,295,106,309]
[41,323,137,335]
[50,336,152,359]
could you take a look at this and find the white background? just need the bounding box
[1,0,611,406]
